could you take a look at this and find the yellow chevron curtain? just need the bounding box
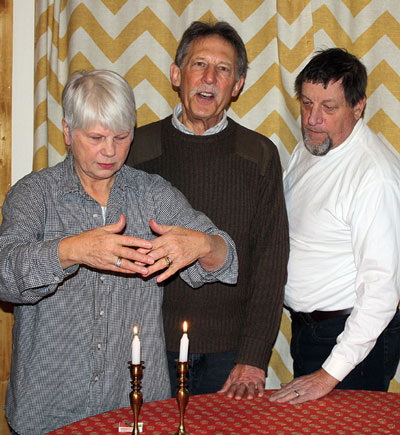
[34,0,400,391]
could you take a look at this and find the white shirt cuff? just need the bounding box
[322,354,355,382]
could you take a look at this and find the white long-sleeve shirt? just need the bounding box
[284,119,400,381]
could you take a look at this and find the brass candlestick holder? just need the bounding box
[129,361,143,435]
[175,360,190,435]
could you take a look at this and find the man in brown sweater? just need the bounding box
[126,21,289,400]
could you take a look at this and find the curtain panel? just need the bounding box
[34,0,400,392]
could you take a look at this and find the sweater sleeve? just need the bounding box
[235,144,289,371]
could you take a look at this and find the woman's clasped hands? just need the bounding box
[58,214,225,283]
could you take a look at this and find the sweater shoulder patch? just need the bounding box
[127,119,165,166]
[233,123,278,176]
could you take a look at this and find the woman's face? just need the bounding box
[63,121,133,185]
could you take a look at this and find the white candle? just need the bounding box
[179,321,189,362]
[132,326,140,364]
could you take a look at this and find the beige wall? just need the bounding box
[12,0,34,184]
[0,1,13,433]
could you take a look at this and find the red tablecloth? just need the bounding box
[47,389,400,434]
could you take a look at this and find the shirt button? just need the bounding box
[97,343,102,350]
[54,276,60,282]
[99,310,104,316]
[93,214,99,218]
[100,276,105,282]
[94,376,99,382]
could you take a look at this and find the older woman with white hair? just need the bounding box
[0,70,238,435]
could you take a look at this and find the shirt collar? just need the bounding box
[324,119,364,156]
[59,153,128,199]
[172,103,228,136]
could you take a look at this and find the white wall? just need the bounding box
[12,1,35,185]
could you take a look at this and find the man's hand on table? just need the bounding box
[218,364,265,400]
[269,368,339,404]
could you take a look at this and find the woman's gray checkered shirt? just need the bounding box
[0,154,237,434]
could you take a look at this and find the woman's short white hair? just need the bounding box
[62,70,136,134]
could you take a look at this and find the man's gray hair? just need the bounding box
[62,70,136,134]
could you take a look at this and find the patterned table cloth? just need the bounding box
[46,389,400,434]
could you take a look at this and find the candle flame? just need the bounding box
[183,321,188,333]
[133,326,139,335]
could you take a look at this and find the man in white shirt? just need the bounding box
[270,48,400,404]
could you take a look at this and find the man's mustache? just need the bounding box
[190,86,220,99]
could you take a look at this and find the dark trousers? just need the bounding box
[290,310,400,390]
[167,350,236,397]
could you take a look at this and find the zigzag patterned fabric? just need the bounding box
[34,0,400,392]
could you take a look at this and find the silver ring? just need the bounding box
[115,257,122,268]
[294,390,300,398]
[165,256,172,266]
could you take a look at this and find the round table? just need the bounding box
[46,389,400,434]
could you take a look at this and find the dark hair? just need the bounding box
[294,48,367,107]
[174,21,248,79]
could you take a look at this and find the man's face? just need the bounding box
[299,80,365,156]
[170,35,244,133]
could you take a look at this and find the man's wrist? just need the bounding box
[322,355,353,382]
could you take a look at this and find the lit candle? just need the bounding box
[132,326,140,364]
[179,321,189,362]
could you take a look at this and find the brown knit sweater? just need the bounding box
[126,116,289,370]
